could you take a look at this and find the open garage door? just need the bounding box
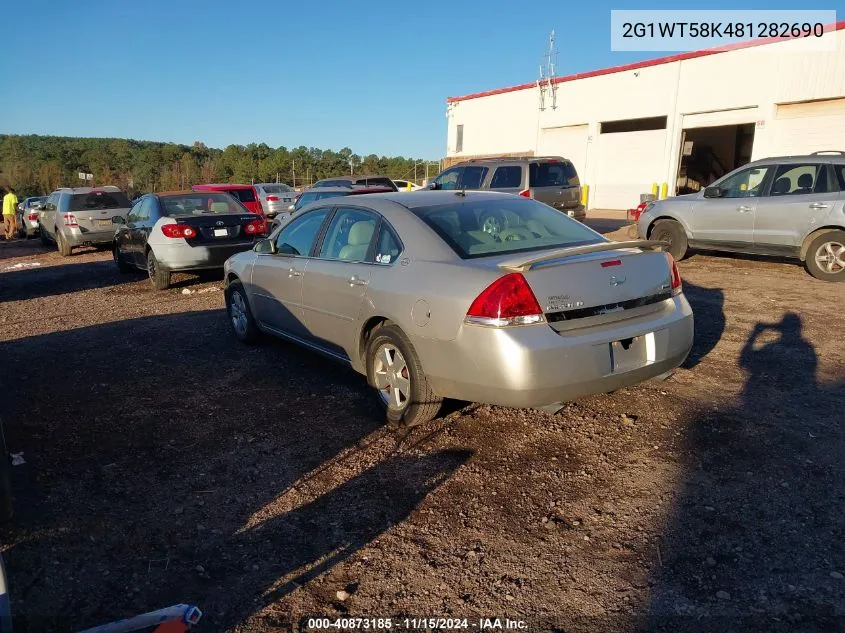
[537,125,588,182]
[772,98,845,156]
[593,117,667,209]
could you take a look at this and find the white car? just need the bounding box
[392,179,422,192]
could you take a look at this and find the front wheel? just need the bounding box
[366,324,442,429]
[805,230,845,282]
[146,250,171,290]
[225,281,260,343]
[650,219,688,261]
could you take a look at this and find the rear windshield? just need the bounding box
[261,184,293,194]
[70,191,131,211]
[413,197,600,259]
[529,161,579,187]
[314,179,351,188]
[354,177,395,189]
[296,191,349,207]
[159,193,248,216]
[225,188,256,203]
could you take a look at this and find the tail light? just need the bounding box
[518,189,532,198]
[63,213,78,227]
[465,273,545,327]
[27,212,38,221]
[627,201,652,223]
[266,195,279,202]
[665,253,682,295]
[161,223,197,239]
[243,218,266,236]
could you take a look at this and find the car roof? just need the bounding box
[54,186,123,194]
[192,183,254,189]
[314,174,392,182]
[748,152,845,165]
[452,156,569,166]
[154,190,223,198]
[298,186,394,194]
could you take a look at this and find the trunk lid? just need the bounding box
[171,213,263,245]
[480,243,675,331]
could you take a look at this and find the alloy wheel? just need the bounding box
[373,344,410,409]
[814,240,845,274]
[229,290,249,337]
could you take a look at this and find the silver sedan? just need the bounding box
[223,191,694,427]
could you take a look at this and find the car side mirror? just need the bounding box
[254,238,276,254]
[703,186,724,199]
[111,216,126,224]
[287,204,295,212]
[428,181,438,190]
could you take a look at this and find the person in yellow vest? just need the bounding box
[2,187,19,241]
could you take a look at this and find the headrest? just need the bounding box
[772,178,791,195]
[348,221,375,246]
[797,173,813,189]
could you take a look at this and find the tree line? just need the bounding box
[0,134,442,198]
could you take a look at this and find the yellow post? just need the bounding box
[660,182,668,199]
[580,184,589,207]
[651,182,659,197]
[407,181,412,191]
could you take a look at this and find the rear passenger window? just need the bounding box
[374,225,402,264]
[770,164,828,195]
[228,188,256,203]
[459,166,488,189]
[529,162,569,187]
[490,166,522,189]
[834,165,845,191]
[319,207,378,261]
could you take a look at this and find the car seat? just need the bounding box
[338,221,375,261]
[209,202,230,213]
[796,173,814,194]
[772,177,791,195]
[526,219,553,237]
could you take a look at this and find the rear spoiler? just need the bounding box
[497,240,669,272]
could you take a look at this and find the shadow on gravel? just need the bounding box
[585,217,630,235]
[0,309,428,631]
[646,312,845,632]
[0,259,128,302]
[680,281,725,370]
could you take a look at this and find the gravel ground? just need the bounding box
[0,227,843,633]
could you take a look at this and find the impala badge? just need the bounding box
[609,275,626,287]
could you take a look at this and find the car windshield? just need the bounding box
[296,191,349,207]
[262,184,293,194]
[159,193,247,216]
[413,197,602,259]
[69,191,131,211]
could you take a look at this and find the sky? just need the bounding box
[0,0,840,159]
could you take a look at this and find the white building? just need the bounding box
[444,23,845,210]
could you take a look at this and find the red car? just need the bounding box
[192,184,263,215]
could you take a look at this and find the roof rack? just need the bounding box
[810,150,845,155]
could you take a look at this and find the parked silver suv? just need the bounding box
[428,157,586,222]
[636,152,845,282]
[39,186,132,256]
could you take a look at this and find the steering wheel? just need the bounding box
[480,211,507,238]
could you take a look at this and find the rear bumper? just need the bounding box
[64,228,116,246]
[152,241,258,271]
[414,294,693,408]
[265,202,293,217]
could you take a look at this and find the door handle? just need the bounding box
[288,268,302,277]
[348,276,369,287]
[809,203,830,210]
[737,205,753,213]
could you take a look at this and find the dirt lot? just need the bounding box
[0,219,843,633]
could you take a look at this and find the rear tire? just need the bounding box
[225,281,260,343]
[113,246,132,274]
[366,324,442,429]
[651,219,688,261]
[56,230,72,257]
[146,250,171,290]
[805,230,845,282]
